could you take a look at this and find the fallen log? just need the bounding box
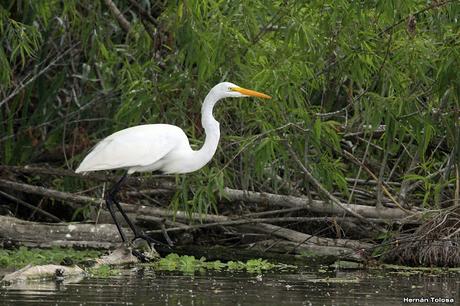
[223,187,422,220]
[0,177,422,222]
[0,165,425,221]
[136,209,374,259]
[1,247,147,285]
[161,243,339,265]
[85,204,375,254]
[249,239,364,262]
[0,179,373,261]
[242,222,372,249]
[1,264,84,284]
[144,216,389,234]
[0,165,175,189]
[0,179,370,254]
[0,215,128,249]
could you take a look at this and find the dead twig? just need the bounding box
[103,0,131,33]
[0,45,78,109]
[285,142,386,231]
[0,190,62,222]
[378,0,453,36]
[0,171,420,220]
[0,178,372,256]
[0,165,175,189]
[127,0,159,26]
[145,216,398,235]
[224,187,420,220]
[342,149,408,212]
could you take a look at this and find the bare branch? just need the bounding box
[103,0,131,33]
[0,190,62,222]
[0,45,78,109]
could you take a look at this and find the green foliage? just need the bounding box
[88,264,121,278]
[1,0,459,215]
[0,246,102,269]
[152,253,277,273]
[171,168,225,217]
[228,258,275,273]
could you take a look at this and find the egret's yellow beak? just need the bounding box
[231,87,271,99]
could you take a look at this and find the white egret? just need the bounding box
[75,82,271,258]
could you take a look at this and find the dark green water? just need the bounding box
[0,268,458,305]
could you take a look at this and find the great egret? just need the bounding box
[75,82,271,257]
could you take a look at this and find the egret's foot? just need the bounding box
[130,236,160,263]
[131,249,151,263]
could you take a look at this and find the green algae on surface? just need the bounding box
[0,247,102,269]
[88,264,122,278]
[306,277,361,284]
[331,261,460,275]
[332,261,364,269]
[378,264,460,275]
[148,253,294,273]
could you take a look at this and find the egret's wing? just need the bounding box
[75,124,185,172]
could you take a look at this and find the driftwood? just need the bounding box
[0,165,175,189]
[0,180,373,261]
[0,177,421,221]
[1,264,84,284]
[249,239,365,262]
[0,215,128,249]
[1,247,144,285]
[144,216,390,234]
[0,190,62,222]
[285,142,385,229]
[0,216,162,285]
[161,243,339,265]
[0,178,376,249]
[243,222,372,249]
[2,165,418,263]
[0,165,424,218]
[0,196,372,258]
[223,187,421,220]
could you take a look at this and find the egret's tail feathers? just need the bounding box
[75,165,89,174]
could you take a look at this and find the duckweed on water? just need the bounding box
[152,253,286,273]
[0,248,294,276]
[0,247,102,269]
[88,264,122,278]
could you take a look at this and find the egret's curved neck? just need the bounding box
[193,89,221,169]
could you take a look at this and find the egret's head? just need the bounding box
[213,82,271,99]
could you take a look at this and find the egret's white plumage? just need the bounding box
[75,82,270,175]
[74,82,270,257]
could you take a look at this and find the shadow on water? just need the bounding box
[0,268,458,305]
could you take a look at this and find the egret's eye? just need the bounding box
[228,87,234,91]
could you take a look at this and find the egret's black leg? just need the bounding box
[106,173,136,239]
[107,172,165,263]
[108,173,160,246]
[106,197,127,241]
[112,196,141,237]
[113,195,163,245]
[105,175,127,242]
[108,173,144,237]
[106,173,151,262]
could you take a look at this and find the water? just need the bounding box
[0,268,458,305]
